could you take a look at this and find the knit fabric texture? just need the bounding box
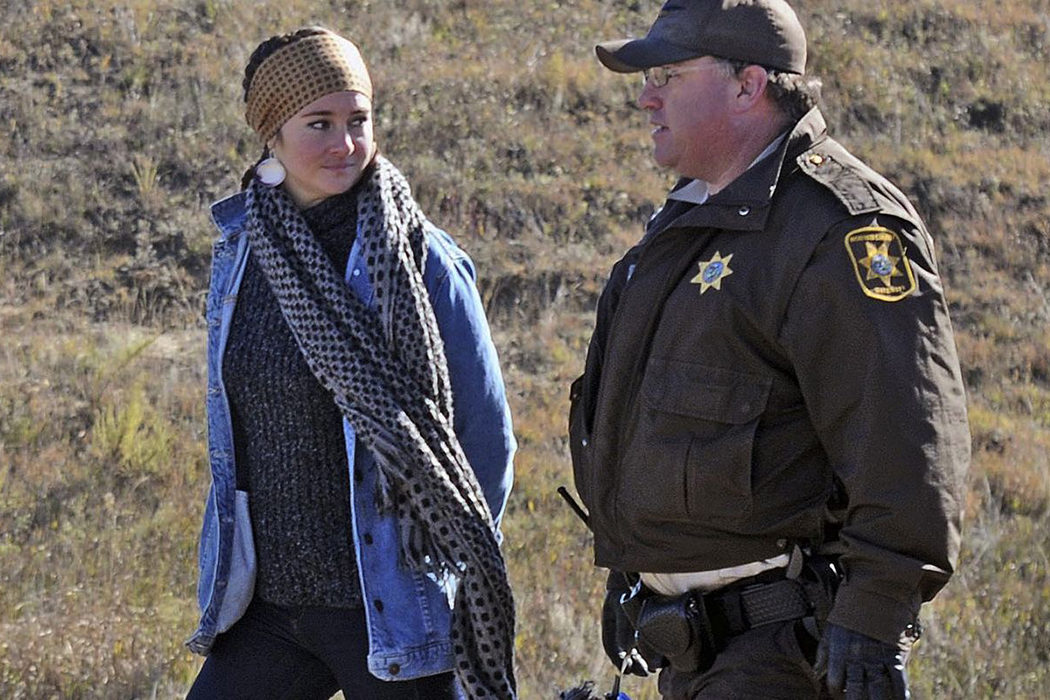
[223,187,361,608]
[245,31,373,144]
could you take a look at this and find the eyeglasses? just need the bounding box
[642,63,720,87]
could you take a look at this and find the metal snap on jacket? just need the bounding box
[738,206,750,216]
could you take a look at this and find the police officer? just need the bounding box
[569,1,971,697]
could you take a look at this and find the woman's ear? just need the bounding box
[266,129,283,154]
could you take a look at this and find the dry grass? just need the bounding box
[2,0,1049,697]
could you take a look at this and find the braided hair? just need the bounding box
[240,26,331,189]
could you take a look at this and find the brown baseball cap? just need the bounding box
[596,0,807,75]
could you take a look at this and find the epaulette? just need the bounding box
[796,151,880,216]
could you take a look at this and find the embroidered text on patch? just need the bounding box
[691,251,734,295]
[844,226,916,302]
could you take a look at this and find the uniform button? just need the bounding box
[581,438,589,447]
[373,598,384,612]
[363,533,374,545]
[808,154,825,166]
[352,268,361,277]
[738,206,750,216]
[388,663,400,675]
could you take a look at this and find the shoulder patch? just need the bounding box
[843,226,917,302]
[797,151,879,215]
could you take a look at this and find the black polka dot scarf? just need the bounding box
[244,156,517,699]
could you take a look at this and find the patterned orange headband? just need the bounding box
[245,32,373,144]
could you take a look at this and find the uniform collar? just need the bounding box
[654,108,829,234]
[667,178,711,205]
[667,132,789,206]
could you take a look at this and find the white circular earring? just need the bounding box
[256,155,286,186]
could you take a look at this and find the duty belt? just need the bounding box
[706,577,811,636]
[622,562,836,674]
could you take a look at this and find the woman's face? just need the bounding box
[270,90,376,208]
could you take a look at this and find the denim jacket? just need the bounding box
[187,191,516,681]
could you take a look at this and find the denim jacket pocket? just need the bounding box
[626,360,771,524]
[216,489,256,633]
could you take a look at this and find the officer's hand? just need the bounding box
[600,571,650,677]
[815,623,910,699]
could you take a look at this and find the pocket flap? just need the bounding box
[644,359,770,424]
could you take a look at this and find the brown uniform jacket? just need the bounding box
[569,108,970,644]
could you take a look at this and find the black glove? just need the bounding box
[600,571,650,677]
[815,622,911,699]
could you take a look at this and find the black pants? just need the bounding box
[656,619,824,700]
[187,600,461,700]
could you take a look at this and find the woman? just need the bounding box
[186,27,517,700]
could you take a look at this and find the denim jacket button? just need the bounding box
[363,533,374,545]
[388,663,400,675]
[373,598,384,612]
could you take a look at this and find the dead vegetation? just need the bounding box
[1,1,1048,697]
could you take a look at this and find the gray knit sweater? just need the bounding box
[223,187,363,608]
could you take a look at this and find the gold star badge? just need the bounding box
[844,226,916,301]
[858,240,901,286]
[691,251,734,294]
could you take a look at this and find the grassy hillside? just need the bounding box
[2,0,1048,697]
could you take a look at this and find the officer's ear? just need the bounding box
[733,64,770,110]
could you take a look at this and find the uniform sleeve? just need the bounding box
[779,214,970,644]
[425,232,516,530]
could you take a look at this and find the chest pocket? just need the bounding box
[624,359,771,524]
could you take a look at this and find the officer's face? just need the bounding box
[637,56,738,182]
